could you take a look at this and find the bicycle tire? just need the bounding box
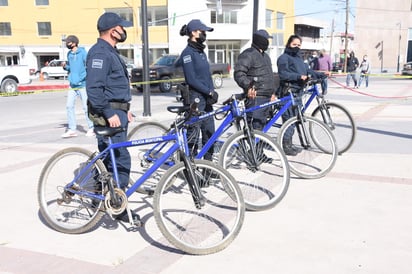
[219,130,290,211]
[311,102,356,154]
[37,147,106,234]
[278,116,338,179]
[127,121,170,195]
[153,159,245,255]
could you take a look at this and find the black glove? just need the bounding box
[207,91,219,105]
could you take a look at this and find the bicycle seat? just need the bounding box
[167,105,189,114]
[94,126,126,137]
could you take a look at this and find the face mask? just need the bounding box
[196,31,206,43]
[252,34,269,52]
[289,46,300,55]
[114,28,127,43]
[66,44,74,50]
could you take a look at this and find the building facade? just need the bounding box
[354,0,412,73]
[0,0,294,73]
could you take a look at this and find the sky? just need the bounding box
[294,0,357,33]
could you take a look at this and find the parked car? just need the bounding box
[401,62,412,76]
[130,54,230,93]
[40,59,68,79]
[0,65,31,93]
[332,62,343,72]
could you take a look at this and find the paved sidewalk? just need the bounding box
[1,77,412,274]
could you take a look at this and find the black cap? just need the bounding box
[65,35,79,45]
[187,19,213,33]
[254,29,272,39]
[97,12,133,31]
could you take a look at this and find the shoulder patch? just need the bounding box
[183,55,192,64]
[91,59,103,69]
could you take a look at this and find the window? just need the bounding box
[276,12,285,30]
[0,0,8,6]
[272,33,284,47]
[140,6,168,26]
[36,0,49,5]
[211,10,237,24]
[0,22,11,36]
[37,22,51,36]
[265,10,273,28]
[106,8,134,27]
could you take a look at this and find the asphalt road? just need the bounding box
[1,76,412,274]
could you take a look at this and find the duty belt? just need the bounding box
[109,102,130,111]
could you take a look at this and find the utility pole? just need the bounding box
[252,0,259,33]
[397,22,401,73]
[329,18,335,62]
[141,0,151,116]
[343,0,349,73]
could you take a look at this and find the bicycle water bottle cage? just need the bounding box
[94,127,126,137]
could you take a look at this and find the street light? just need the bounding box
[396,22,401,73]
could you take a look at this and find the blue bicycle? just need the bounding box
[300,78,356,154]
[37,102,245,255]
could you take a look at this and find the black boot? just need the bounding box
[282,139,298,156]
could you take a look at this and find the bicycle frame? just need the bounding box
[66,126,190,201]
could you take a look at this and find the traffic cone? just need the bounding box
[40,72,44,81]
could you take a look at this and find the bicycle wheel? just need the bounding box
[153,159,245,255]
[278,116,338,179]
[127,121,171,195]
[311,102,356,154]
[219,130,290,211]
[38,147,106,234]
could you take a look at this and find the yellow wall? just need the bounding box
[265,0,295,41]
[0,0,168,46]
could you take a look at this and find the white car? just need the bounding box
[40,59,68,79]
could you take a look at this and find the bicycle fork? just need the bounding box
[295,110,311,149]
[179,151,205,209]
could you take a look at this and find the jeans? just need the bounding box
[358,74,369,87]
[320,78,328,95]
[97,109,130,189]
[66,87,93,131]
[346,72,357,87]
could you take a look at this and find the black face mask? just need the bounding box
[196,31,206,44]
[252,34,269,52]
[114,28,127,43]
[66,43,74,50]
[287,46,300,56]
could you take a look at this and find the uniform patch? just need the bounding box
[92,59,103,69]
[183,55,192,64]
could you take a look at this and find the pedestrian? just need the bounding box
[86,12,139,223]
[234,29,276,132]
[277,34,326,156]
[178,19,218,161]
[357,54,371,88]
[307,50,319,70]
[317,49,332,95]
[61,35,94,138]
[345,51,359,88]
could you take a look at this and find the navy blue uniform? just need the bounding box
[86,38,131,189]
[180,43,215,160]
[277,47,324,141]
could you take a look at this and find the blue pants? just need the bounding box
[188,91,215,160]
[358,74,369,87]
[246,96,271,131]
[66,87,93,131]
[96,109,130,189]
[346,72,358,87]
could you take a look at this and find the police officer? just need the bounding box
[234,29,276,131]
[86,12,138,223]
[178,19,218,161]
